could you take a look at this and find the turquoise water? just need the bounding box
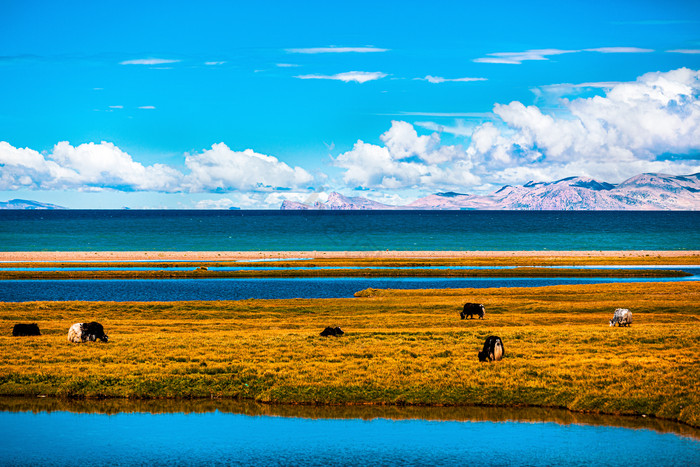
[1,410,697,466]
[1,210,698,251]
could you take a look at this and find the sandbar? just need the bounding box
[0,250,699,262]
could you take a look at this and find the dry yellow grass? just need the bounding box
[1,281,699,426]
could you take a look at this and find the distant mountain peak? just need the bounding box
[0,199,66,210]
[279,173,700,211]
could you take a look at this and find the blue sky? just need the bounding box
[1,0,700,208]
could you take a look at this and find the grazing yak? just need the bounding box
[320,326,344,337]
[461,303,485,320]
[12,323,41,336]
[609,308,632,327]
[67,322,109,343]
[478,335,504,362]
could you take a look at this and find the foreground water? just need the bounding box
[1,401,697,466]
[2,210,699,251]
[1,275,698,301]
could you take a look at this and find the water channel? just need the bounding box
[0,274,697,302]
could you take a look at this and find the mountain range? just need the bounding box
[280,173,700,210]
[0,199,66,210]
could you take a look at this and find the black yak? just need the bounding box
[320,326,344,337]
[12,323,41,336]
[478,336,504,362]
[461,303,485,319]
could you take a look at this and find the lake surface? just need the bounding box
[1,401,698,466]
[2,210,698,251]
[1,275,697,301]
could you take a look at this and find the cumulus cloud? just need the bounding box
[0,142,314,194]
[184,143,314,191]
[416,76,487,83]
[465,68,700,183]
[336,68,700,192]
[333,121,479,190]
[0,141,181,191]
[286,47,388,54]
[295,71,387,83]
[667,49,700,54]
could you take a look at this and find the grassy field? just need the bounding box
[1,281,699,427]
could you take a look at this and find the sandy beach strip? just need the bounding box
[0,250,698,262]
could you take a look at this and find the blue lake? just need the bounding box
[1,403,698,466]
[1,210,698,251]
[0,275,697,301]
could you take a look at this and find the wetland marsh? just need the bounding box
[2,280,699,427]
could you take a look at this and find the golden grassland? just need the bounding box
[1,281,699,427]
[0,268,689,280]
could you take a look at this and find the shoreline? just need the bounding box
[1,250,699,262]
[2,395,699,435]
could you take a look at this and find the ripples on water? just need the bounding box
[1,210,699,251]
[1,399,698,466]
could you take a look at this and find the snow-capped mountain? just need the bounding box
[280,173,700,210]
[0,199,66,210]
[282,192,395,210]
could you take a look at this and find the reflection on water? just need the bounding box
[2,397,698,439]
[1,398,698,466]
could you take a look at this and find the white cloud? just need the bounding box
[474,47,653,64]
[334,68,700,192]
[474,49,576,64]
[276,63,300,68]
[333,121,479,190]
[416,76,487,83]
[295,71,387,83]
[108,105,123,109]
[184,143,314,192]
[138,106,156,110]
[120,58,180,65]
[465,68,700,184]
[667,49,700,54]
[204,61,226,66]
[0,141,314,195]
[584,47,653,53]
[286,47,388,54]
[193,198,239,209]
[0,141,181,191]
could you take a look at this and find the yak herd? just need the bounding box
[316,302,632,363]
[11,305,631,362]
